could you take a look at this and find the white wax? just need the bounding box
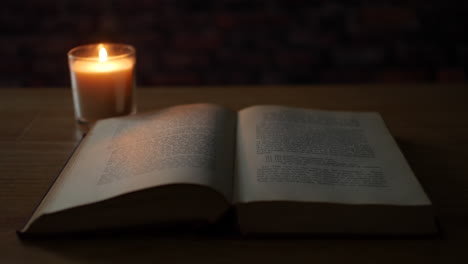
[70,57,135,124]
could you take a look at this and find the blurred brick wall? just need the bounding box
[0,0,466,87]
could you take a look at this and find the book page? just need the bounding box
[235,105,431,205]
[42,104,237,214]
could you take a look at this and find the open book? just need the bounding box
[19,104,436,236]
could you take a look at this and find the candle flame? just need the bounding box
[99,45,108,63]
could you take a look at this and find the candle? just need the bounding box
[68,43,136,133]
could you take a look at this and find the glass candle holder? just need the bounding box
[68,43,136,133]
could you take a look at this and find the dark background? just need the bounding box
[0,0,466,87]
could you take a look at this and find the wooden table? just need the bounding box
[1,85,468,263]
